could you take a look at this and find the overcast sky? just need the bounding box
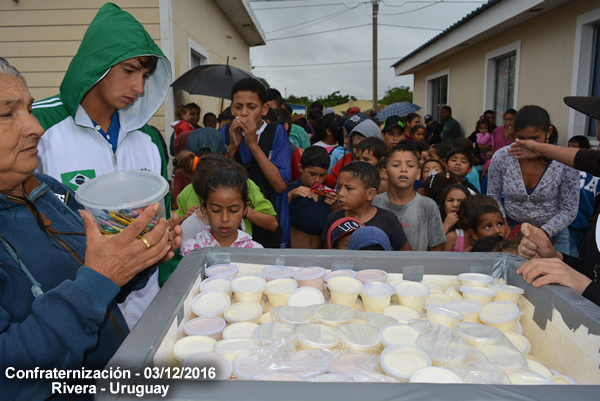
[248,0,488,102]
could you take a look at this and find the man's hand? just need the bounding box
[229,118,244,149]
[235,116,259,147]
[181,205,200,222]
[517,223,559,260]
[82,203,170,287]
[324,191,338,207]
[517,258,592,295]
[289,186,314,201]
[158,213,182,265]
[508,139,543,160]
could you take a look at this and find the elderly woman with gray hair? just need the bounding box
[0,58,181,399]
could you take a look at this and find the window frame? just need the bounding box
[425,68,450,123]
[483,40,521,118]
[188,38,209,69]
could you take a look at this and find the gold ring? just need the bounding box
[140,237,151,249]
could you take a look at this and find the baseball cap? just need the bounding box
[323,107,336,116]
[347,106,361,116]
[347,226,392,251]
[382,115,405,133]
[327,217,365,249]
[424,114,433,123]
[187,127,228,155]
[563,96,600,120]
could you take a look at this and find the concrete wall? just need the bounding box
[411,0,600,146]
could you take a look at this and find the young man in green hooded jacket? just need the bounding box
[33,3,174,329]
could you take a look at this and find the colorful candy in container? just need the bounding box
[177,265,577,384]
[75,170,168,236]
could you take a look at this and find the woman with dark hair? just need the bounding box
[487,105,579,254]
[490,108,517,152]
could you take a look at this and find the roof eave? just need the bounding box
[215,0,267,47]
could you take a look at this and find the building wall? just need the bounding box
[170,0,251,123]
[1,0,166,133]
[411,0,600,146]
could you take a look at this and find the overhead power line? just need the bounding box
[253,56,403,68]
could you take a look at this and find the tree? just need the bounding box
[286,94,311,107]
[316,91,357,108]
[379,86,413,105]
[253,75,270,89]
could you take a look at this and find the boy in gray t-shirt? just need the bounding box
[373,143,446,251]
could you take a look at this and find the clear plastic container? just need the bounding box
[421,278,446,294]
[324,269,357,283]
[380,345,432,382]
[445,300,483,324]
[351,311,398,329]
[296,324,340,350]
[550,375,577,385]
[454,322,504,346]
[488,283,525,304]
[327,277,363,307]
[337,323,381,353]
[479,301,520,332]
[222,322,259,339]
[231,276,267,304]
[214,338,257,362]
[444,287,463,301]
[191,291,231,318]
[458,273,493,287]
[424,305,464,329]
[262,265,295,282]
[182,351,233,380]
[206,264,239,279]
[505,332,531,355]
[424,293,454,307]
[355,269,387,284]
[272,306,317,324]
[379,323,422,347]
[394,281,431,312]
[409,366,464,383]
[264,278,298,307]
[254,322,296,344]
[173,335,217,363]
[316,304,355,326]
[200,277,233,297]
[527,360,553,378]
[223,302,263,324]
[184,316,226,340]
[460,285,497,305]
[293,267,326,293]
[360,282,394,313]
[75,170,168,236]
[287,287,325,307]
[258,312,272,325]
[382,305,421,323]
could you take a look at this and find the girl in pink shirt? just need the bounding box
[490,108,517,152]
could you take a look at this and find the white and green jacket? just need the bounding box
[33,3,171,193]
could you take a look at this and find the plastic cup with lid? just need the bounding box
[214,338,258,363]
[444,287,463,301]
[355,269,388,284]
[527,360,553,378]
[191,290,231,318]
[382,305,421,323]
[183,351,233,380]
[458,272,493,287]
[327,277,363,307]
[424,293,454,307]
[550,375,577,385]
[173,335,217,364]
[75,170,169,236]
[293,267,326,293]
[421,278,446,294]
[380,345,432,382]
[488,283,525,304]
[264,278,298,307]
[504,332,531,355]
[394,281,431,312]
[479,301,520,332]
[296,324,340,351]
[262,265,295,282]
[206,264,239,279]
[200,277,233,297]
[388,280,405,304]
[360,282,394,313]
[231,276,267,303]
[324,269,357,283]
[424,305,464,329]
[258,312,272,325]
[223,302,263,324]
[445,300,483,323]
[184,316,226,341]
[287,287,325,307]
[460,285,497,305]
[352,298,364,312]
[337,323,381,353]
[379,323,422,347]
[316,304,355,327]
[409,366,464,383]
[222,322,259,339]
[454,322,504,346]
[506,371,555,385]
[254,322,296,345]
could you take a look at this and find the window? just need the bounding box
[188,38,209,69]
[586,25,600,137]
[426,69,449,123]
[483,41,521,118]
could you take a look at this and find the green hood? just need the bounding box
[60,2,171,131]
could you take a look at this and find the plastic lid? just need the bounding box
[337,323,380,348]
[460,285,497,297]
[479,301,520,324]
[316,304,355,325]
[200,277,233,294]
[360,282,394,298]
[184,316,226,337]
[444,287,463,300]
[445,300,483,314]
[222,322,259,339]
[409,366,464,383]
[214,338,257,354]
[527,360,552,378]
[512,321,523,335]
[284,350,330,378]
[254,322,296,343]
[477,344,527,370]
[262,265,295,280]
[421,278,446,294]
[488,283,525,295]
[191,291,231,317]
[424,305,464,320]
[380,345,432,381]
[206,264,239,278]
[395,281,431,298]
[380,323,422,347]
[75,170,169,210]
[173,335,217,361]
[507,372,555,385]
[231,276,267,294]
[259,312,272,325]
[382,305,421,323]
[355,269,387,283]
[293,266,325,281]
[454,322,504,345]
[504,332,531,355]
[273,306,317,324]
[223,302,263,323]
[296,324,339,348]
[424,294,454,307]
[458,273,493,286]
[287,287,325,307]
[264,278,298,295]
[324,269,357,282]
[351,311,398,329]
[550,375,577,385]
[327,277,363,294]
[182,351,233,380]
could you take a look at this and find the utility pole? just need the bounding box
[372,0,378,112]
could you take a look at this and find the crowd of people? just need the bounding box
[1,4,599,399]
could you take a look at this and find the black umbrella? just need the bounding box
[170,64,256,100]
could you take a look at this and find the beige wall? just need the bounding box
[411,0,600,146]
[170,0,251,123]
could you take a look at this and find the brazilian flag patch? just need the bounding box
[60,170,96,191]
